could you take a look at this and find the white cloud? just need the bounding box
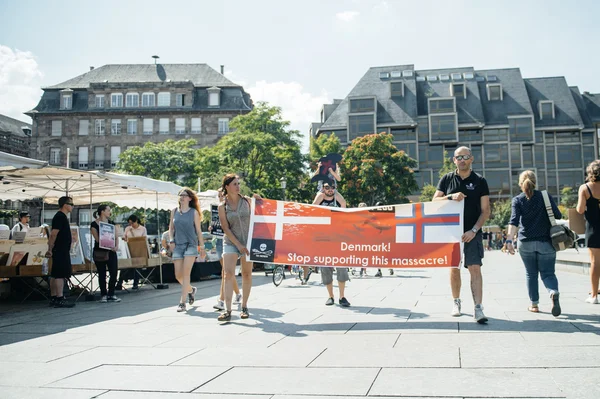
[0,45,43,123]
[336,11,360,22]
[246,81,331,153]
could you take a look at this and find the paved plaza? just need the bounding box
[1,250,600,399]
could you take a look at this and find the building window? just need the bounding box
[349,98,375,113]
[483,144,509,168]
[62,95,72,110]
[79,209,92,225]
[143,118,153,135]
[95,146,105,169]
[176,118,186,135]
[191,118,201,134]
[157,92,170,107]
[391,129,416,141]
[176,93,185,107]
[127,119,137,135]
[111,146,121,168]
[451,83,466,99]
[94,119,105,136]
[429,98,455,113]
[348,115,374,140]
[582,132,594,145]
[451,73,462,81]
[430,114,457,142]
[558,170,584,190]
[539,101,555,120]
[209,92,220,107]
[418,144,443,169]
[95,95,105,108]
[51,120,62,136]
[584,145,596,166]
[487,84,503,101]
[50,148,61,165]
[111,93,123,107]
[511,144,521,169]
[509,117,533,142]
[402,70,414,78]
[458,129,482,142]
[78,147,88,169]
[111,119,121,135]
[555,131,580,143]
[142,92,155,107]
[126,93,139,107]
[397,143,416,158]
[485,170,511,196]
[483,128,508,142]
[556,145,582,169]
[390,71,402,78]
[78,120,89,136]
[390,82,404,98]
[418,119,429,142]
[218,118,229,135]
[522,145,534,168]
[159,118,169,134]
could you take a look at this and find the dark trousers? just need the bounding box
[97,251,118,296]
[117,268,139,288]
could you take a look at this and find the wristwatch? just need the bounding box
[471,227,478,234]
[447,195,452,200]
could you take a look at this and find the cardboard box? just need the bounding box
[0,266,18,277]
[568,209,586,235]
[19,265,45,277]
[118,258,132,269]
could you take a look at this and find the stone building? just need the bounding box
[26,63,253,170]
[311,64,600,200]
[0,114,31,158]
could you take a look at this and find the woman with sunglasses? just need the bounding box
[217,174,260,321]
[169,188,202,312]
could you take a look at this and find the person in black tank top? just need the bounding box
[577,160,600,304]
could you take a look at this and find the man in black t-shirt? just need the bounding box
[433,147,490,323]
[45,196,75,308]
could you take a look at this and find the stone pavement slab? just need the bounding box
[2,387,107,399]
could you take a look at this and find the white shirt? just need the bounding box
[11,222,29,238]
[124,224,147,240]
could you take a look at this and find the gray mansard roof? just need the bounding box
[316,64,598,134]
[0,114,32,137]
[45,64,240,89]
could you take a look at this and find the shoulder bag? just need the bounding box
[542,190,576,251]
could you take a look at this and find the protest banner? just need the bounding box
[247,199,464,268]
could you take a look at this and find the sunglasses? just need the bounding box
[454,155,472,161]
[66,203,74,206]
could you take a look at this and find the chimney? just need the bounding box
[220,65,224,75]
[90,66,94,71]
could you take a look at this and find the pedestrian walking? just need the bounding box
[45,196,75,308]
[433,146,490,323]
[217,174,259,321]
[91,204,121,303]
[211,187,242,311]
[506,171,561,316]
[168,188,201,312]
[313,182,351,307]
[577,160,600,304]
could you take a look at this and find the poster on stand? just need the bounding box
[79,227,92,261]
[69,226,84,265]
[99,222,116,250]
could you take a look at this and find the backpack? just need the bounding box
[542,190,577,251]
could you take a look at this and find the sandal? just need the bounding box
[240,307,249,319]
[528,305,539,313]
[218,311,231,322]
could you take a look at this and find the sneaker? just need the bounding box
[389,269,394,275]
[234,293,242,304]
[107,296,121,303]
[54,298,76,308]
[551,292,561,317]
[586,296,599,304]
[374,270,382,277]
[100,295,108,303]
[339,297,351,307]
[177,303,186,312]
[325,297,335,306]
[359,270,364,277]
[188,286,197,305]
[49,297,57,307]
[131,286,139,290]
[474,304,488,324]
[451,298,462,317]
[213,300,225,310]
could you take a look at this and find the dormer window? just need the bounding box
[379,72,390,79]
[390,71,402,78]
[402,70,414,78]
[390,81,404,98]
[349,97,375,113]
[428,98,455,114]
[487,84,503,101]
[451,83,466,99]
[539,100,555,119]
[451,73,462,81]
[60,89,73,110]
[207,86,221,107]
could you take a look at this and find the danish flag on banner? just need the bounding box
[394,201,463,244]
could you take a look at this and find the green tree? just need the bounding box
[488,199,512,228]
[438,150,455,179]
[560,186,578,209]
[309,132,344,166]
[419,184,437,202]
[340,132,418,206]
[116,139,198,187]
[195,102,311,202]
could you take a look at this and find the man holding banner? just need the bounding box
[313,182,351,307]
[433,146,490,324]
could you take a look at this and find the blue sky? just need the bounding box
[0,0,598,151]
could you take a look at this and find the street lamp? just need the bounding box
[280,177,287,201]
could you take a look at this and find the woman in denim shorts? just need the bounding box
[168,188,202,312]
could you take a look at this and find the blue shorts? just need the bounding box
[172,243,199,260]
[223,242,242,257]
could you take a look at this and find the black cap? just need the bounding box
[19,211,30,219]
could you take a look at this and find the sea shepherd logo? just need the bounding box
[251,239,276,263]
